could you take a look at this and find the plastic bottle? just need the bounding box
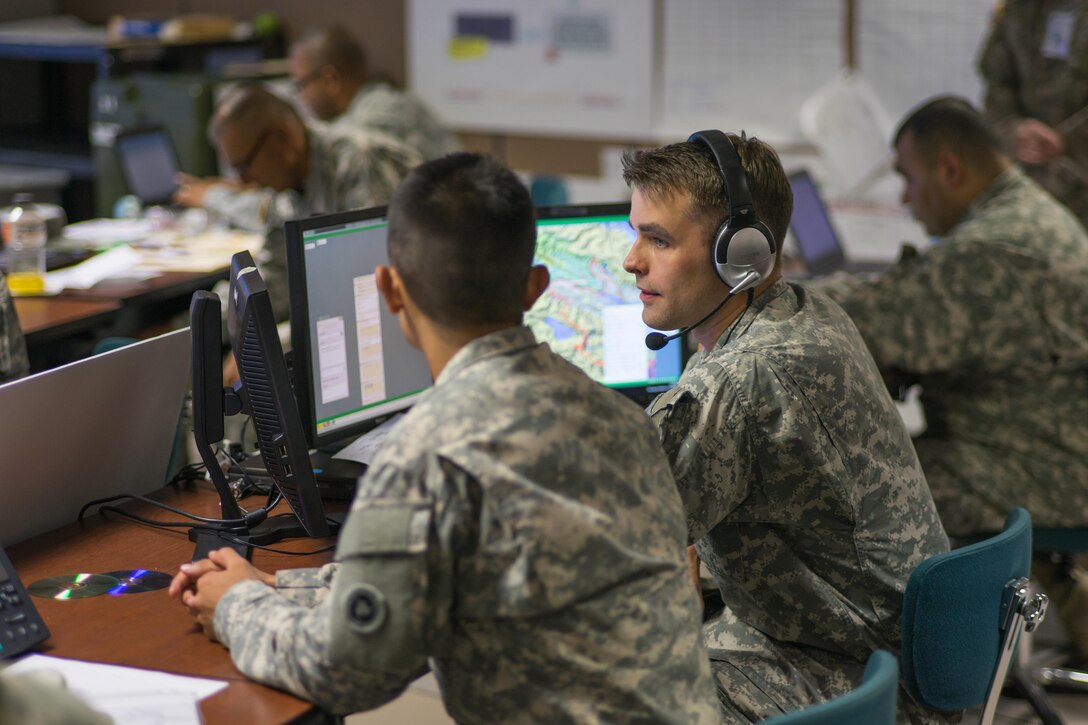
[2,193,47,295]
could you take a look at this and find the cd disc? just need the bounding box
[27,573,119,600]
[101,569,173,595]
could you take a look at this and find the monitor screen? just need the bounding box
[528,203,683,404]
[788,170,846,273]
[287,208,433,449]
[114,126,181,206]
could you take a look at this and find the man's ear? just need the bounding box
[936,148,965,187]
[523,264,550,311]
[376,265,405,314]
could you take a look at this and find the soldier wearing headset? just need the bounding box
[622,130,950,723]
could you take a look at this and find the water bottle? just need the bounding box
[2,193,47,295]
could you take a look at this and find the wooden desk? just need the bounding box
[13,268,228,372]
[62,268,230,336]
[13,297,120,344]
[6,484,334,725]
[13,296,124,372]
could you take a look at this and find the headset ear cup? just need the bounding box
[714,222,776,288]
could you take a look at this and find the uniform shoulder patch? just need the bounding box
[343,582,388,635]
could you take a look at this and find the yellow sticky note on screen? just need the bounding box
[448,36,488,59]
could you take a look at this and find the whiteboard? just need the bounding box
[857,0,997,123]
[407,0,653,139]
[659,0,844,144]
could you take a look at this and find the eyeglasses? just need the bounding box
[291,67,326,94]
[228,129,270,178]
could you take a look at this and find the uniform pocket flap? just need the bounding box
[337,499,432,557]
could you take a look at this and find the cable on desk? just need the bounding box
[78,446,281,526]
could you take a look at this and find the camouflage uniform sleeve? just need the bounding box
[274,563,340,607]
[0,672,112,724]
[212,456,470,715]
[0,274,29,383]
[837,244,1020,374]
[340,136,422,211]
[649,375,754,543]
[978,2,1027,140]
[202,185,281,232]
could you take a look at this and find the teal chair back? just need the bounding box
[763,650,898,725]
[900,507,1048,723]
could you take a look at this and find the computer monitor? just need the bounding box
[190,252,333,559]
[788,169,848,276]
[286,207,433,452]
[528,203,684,405]
[114,125,181,206]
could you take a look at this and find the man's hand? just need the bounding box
[173,173,250,208]
[686,544,704,608]
[223,353,240,387]
[170,548,274,639]
[1014,119,1066,165]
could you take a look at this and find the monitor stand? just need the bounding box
[242,450,364,501]
[188,512,347,561]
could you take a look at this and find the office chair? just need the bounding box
[900,507,1050,725]
[1014,524,1088,701]
[763,650,898,725]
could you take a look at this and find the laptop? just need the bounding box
[0,328,190,547]
[788,170,890,276]
[113,126,182,207]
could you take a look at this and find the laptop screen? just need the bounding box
[114,127,181,206]
[788,170,847,275]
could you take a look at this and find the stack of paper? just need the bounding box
[3,654,227,725]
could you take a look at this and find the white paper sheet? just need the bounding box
[3,654,228,725]
[43,244,149,292]
[332,413,405,466]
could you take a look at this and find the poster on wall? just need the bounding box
[407,0,653,139]
[660,0,844,145]
[857,0,996,122]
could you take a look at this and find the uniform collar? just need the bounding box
[435,326,539,386]
[958,165,1026,228]
[711,278,790,351]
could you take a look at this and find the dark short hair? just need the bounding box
[893,96,1004,168]
[294,26,367,82]
[208,82,302,142]
[387,153,537,328]
[621,133,793,251]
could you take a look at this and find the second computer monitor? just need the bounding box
[286,207,433,449]
[529,203,683,405]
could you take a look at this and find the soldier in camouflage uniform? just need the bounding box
[174,83,421,320]
[621,134,951,724]
[0,668,111,724]
[826,97,1088,657]
[978,0,1088,224]
[0,273,28,384]
[170,153,721,723]
[174,83,421,234]
[290,26,460,162]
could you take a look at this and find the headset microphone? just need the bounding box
[644,270,762,351]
